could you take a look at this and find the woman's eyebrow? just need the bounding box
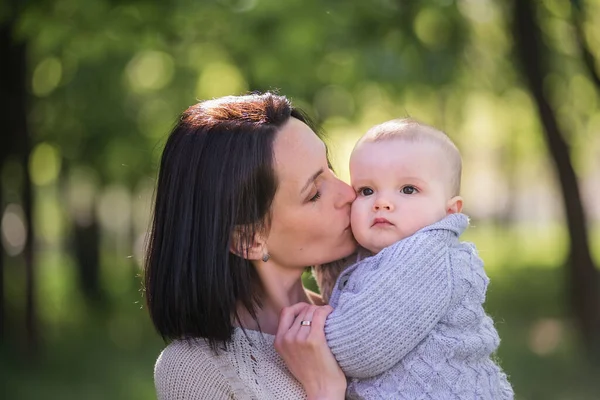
[300,168,324,194]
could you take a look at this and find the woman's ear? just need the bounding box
[446,196,463,215]
[229,225,267,261]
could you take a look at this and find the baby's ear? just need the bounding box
[446,196,463,215]
[229,225,267,261]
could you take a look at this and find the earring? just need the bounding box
[262,253,270,262]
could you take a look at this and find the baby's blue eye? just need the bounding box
[359,187,374,196]
[401,186,417,194]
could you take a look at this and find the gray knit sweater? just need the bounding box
[325,213,514,399]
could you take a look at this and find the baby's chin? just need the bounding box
[357,234,405,255]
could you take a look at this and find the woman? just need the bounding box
[145,92,357,399]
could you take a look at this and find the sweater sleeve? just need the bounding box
[324,229,453,379]
[154,340,250,400]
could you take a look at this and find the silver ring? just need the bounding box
[300,320,312,327]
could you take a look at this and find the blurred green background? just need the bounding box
[1,0,600,399]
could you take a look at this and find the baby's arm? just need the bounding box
[324,229,453,379]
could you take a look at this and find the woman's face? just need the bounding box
[265,118,356,268]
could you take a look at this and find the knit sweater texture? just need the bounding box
[154,328,306,399]
[325,213,514,400]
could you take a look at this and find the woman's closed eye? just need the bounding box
[309,190,321,202]
[357,187,374,196]
[401,185,418,194]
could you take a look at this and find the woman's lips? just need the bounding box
[372,217,393,227]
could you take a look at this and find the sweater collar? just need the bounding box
[415,212,469,238]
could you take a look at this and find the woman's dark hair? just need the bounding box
[144,92,313,350]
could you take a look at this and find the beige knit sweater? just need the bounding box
[154,328,307,399]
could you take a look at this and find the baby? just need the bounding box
[317,119,514,399]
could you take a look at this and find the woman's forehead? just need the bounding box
[273,118,325,190]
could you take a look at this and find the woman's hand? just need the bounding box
[275,302,346,400]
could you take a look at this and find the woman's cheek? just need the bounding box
[350,202,362,233]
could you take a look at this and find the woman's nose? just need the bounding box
[334,178,356,209]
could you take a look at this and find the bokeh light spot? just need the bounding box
[414,8,450,49]
[32,57,62,97]
[1,204,27,256]
[528,318,564,356]
[542,0,571,18]
[30,142,62,186]
[217,0,258,13]
[97,185,131,234]
[196,62,248,99]
[126,51,175,92]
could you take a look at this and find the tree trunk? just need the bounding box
[513,0,600,357]
[22,146,36,356]
[0,182,4,343]
[60,159,104,307]
[571,0,600,89]
[0,18,15,346]
[74,215,103,305]
[0,11,37,355]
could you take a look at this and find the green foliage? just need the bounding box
[15,0,473,187]
[3,0,600,398]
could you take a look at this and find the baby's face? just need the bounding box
[350,139,453,254]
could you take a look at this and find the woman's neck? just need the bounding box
[236,264,311,335]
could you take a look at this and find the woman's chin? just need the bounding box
[339,236,359,259]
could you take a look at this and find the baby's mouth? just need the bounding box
[372,217,393,227]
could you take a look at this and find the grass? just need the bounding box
[0,290,163,400]
[487,268,600,400]
[2,222,600,399]
[3,267,599,399]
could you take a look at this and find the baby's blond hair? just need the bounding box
[356,118,462,196]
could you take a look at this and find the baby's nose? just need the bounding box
[373,198,394,211]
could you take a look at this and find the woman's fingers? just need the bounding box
[295,305,319,340]
[276,302,310,338]
[308,305,333,336]
[275,303,346,399]
[276,303,333,347]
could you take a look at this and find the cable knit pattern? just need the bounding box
[325,213,514,400]
[154,328,307,399]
